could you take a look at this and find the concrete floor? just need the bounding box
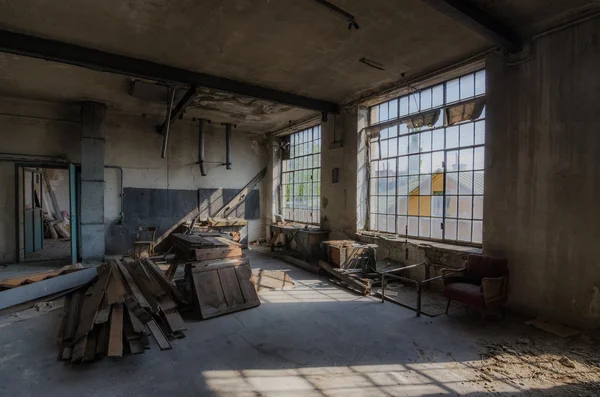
[23,239,71,262]
[0,251,597,397]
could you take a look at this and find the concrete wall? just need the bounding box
[485,18,600,329]
[0,97,267,264]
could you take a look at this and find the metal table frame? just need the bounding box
[380,262,461,317]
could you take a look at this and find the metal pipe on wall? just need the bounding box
[225,123,232,170]
[198,119,207,176]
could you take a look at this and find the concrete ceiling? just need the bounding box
[0,0,593,134]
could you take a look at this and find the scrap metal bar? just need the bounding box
[160,88,176,158]
[157,86,197,136]
[421,0,521,51]
[0,29,339,113]
[198,119,207,176]
[224,123,232,170]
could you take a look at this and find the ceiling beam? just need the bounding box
[0,29,340,114]
[421,0,521,52]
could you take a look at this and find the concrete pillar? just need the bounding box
[80,102,106,262]
[320,106,368,239]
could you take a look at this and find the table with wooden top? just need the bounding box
[269,224,330,262]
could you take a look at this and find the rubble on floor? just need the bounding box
[474,336,600,395]
[57,258,187,363]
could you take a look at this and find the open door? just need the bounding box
[69,163,78,264]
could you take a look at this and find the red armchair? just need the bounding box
[443,254,509,322]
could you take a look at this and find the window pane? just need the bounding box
[397,176,408,195]
[445,219,457,240]
[408,155,420,175]
[432,129,444,150]
[378,196,387,213]
[369,215,376,230]
[474,171,484,194]
[459,148,474,171]
[420,130,431,152]
[408,194,418,216]
[387,158,396,175]
[381,127,390,140]
[420,175,431,195]
[386,215,396,233]
[388,138,398,158]
[397,216,408,235]
[420,88,432,111]
[460,74,475,99]
[432,196,443,217]
[446,126,459,148]
[380,139,389,158]
[419,217,431,237]
[473,196,483,219]
[458,196,473,218]
[397,196,408,215]
[474,147,484,170]
[409,134,420,154]
[398,136,409,155]
[420,153,431,174]
[409,175,420,194]
[459,123,474,147]
[446,172,458,194]
[389,99,398,119]
[419,196,431,216]
[387,195,396,213]
[446,79,460,103]
[432,84,444,107]
[431,218,443,239]
[472,220,483,243]
[378,214,386,231]
[475,70,486,96]
[459,172,474,195]
[458,220,472,241]
[399,123,409,136]
[398,157,409,175]
[387,177,396,195]
[369,194,377,214]
[474,120,485,144]
[400,96,409,116]
[432,151,444,173]
[445,196,458,217]
[408,216,418,236]
[409,92,420,113]
[379,103,389,122]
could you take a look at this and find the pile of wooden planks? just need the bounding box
[172,233,243,262]
[57,258,187,363]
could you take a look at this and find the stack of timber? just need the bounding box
[172,233,244,262]
[57,258,187,363]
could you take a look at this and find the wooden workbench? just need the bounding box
[269,224,330,262]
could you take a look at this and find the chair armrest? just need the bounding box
[482,276,507,303]
[441,267,466,285]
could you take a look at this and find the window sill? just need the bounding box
[356,230,482,254]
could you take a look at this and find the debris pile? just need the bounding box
[57,258,187,363]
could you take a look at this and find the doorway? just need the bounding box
[16,164,79,263]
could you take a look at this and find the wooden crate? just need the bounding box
[187,258,260,319]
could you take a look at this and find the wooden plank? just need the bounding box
[161,308,186,333]
[72,266,111,344]
[194,246,243,261]
[55,295,71,360]
[64,290,83,340]
[107,303,124,357]
[318,260,371,295]
[94,296,110,324]
[82,328,98,362]
[142,259,187,305]
[128,339,144,354]
[202,236,228,247]
[126,307,146,334]
[115,259,151,310]
[106,261,126,304]
[71,335,87,362]
[95,322,109,357]
[190,257,249,272]
[215,237,243,248]
[234,263,260,305]
[213,167,266,217]
[146,320,172,350]
[191,270,227,319]
[165,263,179,281]
[218,267,245,307]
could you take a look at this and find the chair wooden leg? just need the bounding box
[445,299,451,315]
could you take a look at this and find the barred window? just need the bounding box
[281,126,321,224]
[368,70,485,244]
